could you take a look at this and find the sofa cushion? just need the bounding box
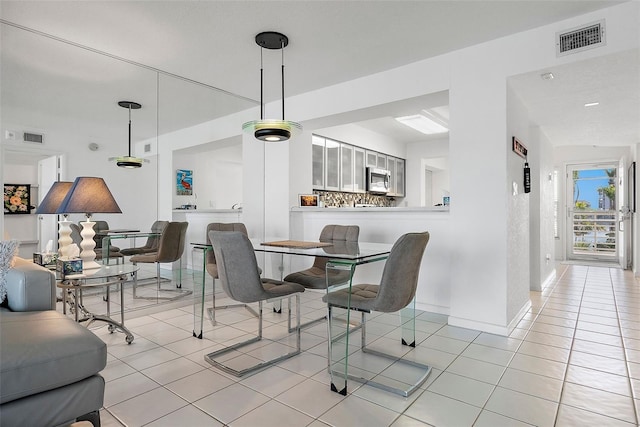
[4,257,56,311]
[0,310,107,404]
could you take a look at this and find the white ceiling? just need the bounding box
[1,0,638,152]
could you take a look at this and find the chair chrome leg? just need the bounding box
[132,262,192,301]
[207,277,259,326]
[204,295,301,377]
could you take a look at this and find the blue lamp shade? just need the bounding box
[56,177,122,215]
[35,181,73,214]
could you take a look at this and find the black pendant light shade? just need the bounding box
[242,31,302,142]
[110,101,145,168]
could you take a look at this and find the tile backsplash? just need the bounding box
[313,190,394,207]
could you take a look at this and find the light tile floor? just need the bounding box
[62,262,639,426]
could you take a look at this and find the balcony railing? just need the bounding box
[572,210,616,256]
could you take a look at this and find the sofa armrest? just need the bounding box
[5,258,56,311]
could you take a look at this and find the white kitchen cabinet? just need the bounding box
[340,143,353,192]
[324,138,340,191]
[354,147,366,193]
[366,150,377,168]
[387,156,397,195]
[313,134,403,195]
[395,158,405,196]
[312,135,325,189]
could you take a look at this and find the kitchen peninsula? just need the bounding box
[172,209,243,269]
[289,206,451,316]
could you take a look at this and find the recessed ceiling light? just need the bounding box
[540,72,554,80]
[584,102,600,107]
[395,114,448,135]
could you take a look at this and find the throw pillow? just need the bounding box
[0,240,20,303]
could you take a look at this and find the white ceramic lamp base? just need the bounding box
[58,218,73,260]
[79,220,101,269]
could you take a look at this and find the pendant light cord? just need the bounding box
[128,104,132,157]
[281,38,285,121]
[260,47,264,120]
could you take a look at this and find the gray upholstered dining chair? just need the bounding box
[88,220,121,252]
[130,221,190,300]
[204,223,261,325]
[69,223,124,264]
[284,224,359,328]
[284,224,360,289]
[120,220,168,256]
[205,230,305,377]
[323,231,430,397]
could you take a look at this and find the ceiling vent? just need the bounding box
[23,132,44,144]
[556,20,605,56]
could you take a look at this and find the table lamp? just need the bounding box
[56,177,122,269]
[35,181,74,259]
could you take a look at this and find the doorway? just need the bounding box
[566,163,619,263]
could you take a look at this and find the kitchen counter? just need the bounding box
[290,206,449,213]
[172,209,241,213]
[172,209,243,269]
[289,205,451,316]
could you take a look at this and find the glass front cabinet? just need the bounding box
[312,135,404,197]
[312,136,325,189]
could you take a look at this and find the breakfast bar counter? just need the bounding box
[289,206,451,316]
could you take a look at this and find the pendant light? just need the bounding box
[242,31,302,142]
[110,101,147,168]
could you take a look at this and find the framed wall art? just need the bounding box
[176,169,193,196]
[4,184,32,214]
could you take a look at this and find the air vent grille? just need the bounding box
[557,20,605,56]
[23,132,44,144]
[144,143,151,153]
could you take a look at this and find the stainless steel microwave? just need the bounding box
[366,167,391,194]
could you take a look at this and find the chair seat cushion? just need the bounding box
[261,279,305,299]
[0,310,107,404]
[130,252,158,263]
[120,247,156,256]
[322,284,379,312]
[284,267,353,289]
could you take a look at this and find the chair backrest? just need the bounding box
[144,220,169,250]
[155,222,188,263]
[313,224,360,270]
[373,232,430,313]
[209,231,267,304]
[205,223,249,266]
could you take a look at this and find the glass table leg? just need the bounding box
[326,261,356,396]
[192,246,207,339]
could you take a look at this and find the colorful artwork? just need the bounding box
[4,184,31,214]
[176,169,193,196]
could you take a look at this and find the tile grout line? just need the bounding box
[551,265,590,426]
[608,268,640,426]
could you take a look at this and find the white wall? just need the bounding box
[314,123,406,159]
[172,143,243,210]
[405,138,449,207]
[529,127,556,291]
[506,85,533,321]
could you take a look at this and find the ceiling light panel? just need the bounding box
[395,114,448,135]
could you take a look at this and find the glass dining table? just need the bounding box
[191,237,393,394]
